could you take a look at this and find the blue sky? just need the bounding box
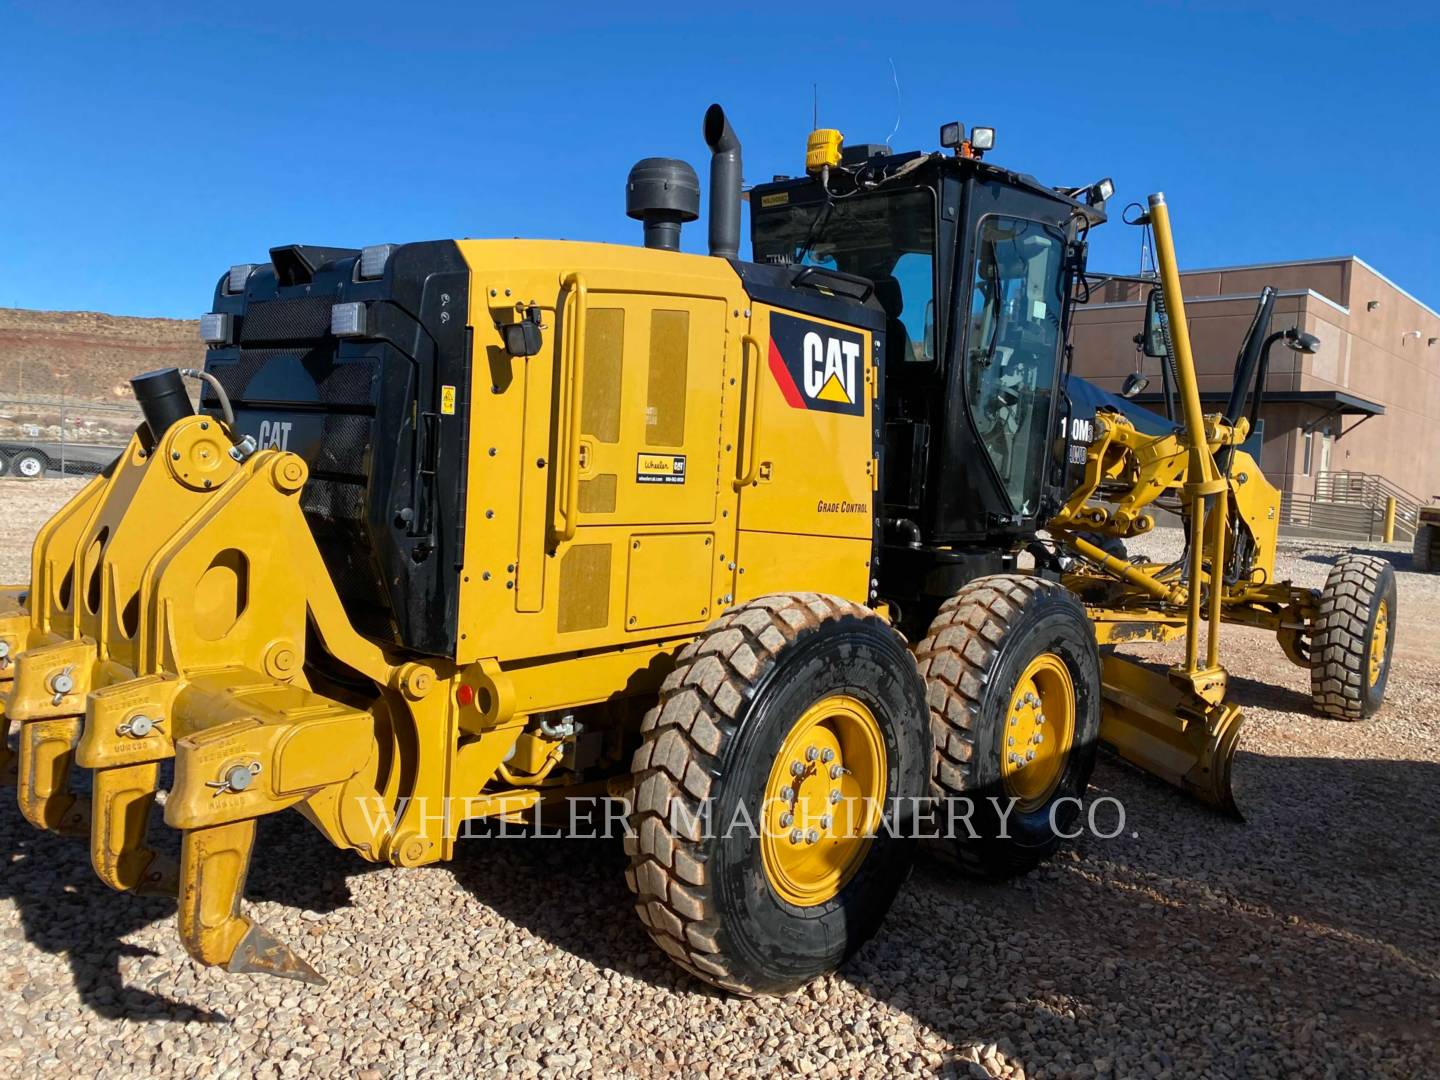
[2,1,1438,318]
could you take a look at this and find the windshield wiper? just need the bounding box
[793,199,835,266]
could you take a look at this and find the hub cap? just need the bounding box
[1369,599,1389,687]
[1000,653,1076,811]
[17,456,41,478]
[760,694,886,907]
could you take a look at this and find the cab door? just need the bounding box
[734,305,877,602]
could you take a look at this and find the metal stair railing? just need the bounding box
[1313,471,1420,542]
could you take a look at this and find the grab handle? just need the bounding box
[554,272,588,543]
[734,333,763,490]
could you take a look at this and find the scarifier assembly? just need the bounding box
[0,104,1394,994]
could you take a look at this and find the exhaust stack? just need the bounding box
[132,368,195,445]
[703,104,742,260]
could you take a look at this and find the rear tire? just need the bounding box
[1414,523,1437,573]
[915,575,1102,880]
[1311,554,1396,720]
[624,593,929,996]
[0,454,8,477]
[11,450,46,479]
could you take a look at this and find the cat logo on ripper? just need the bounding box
[767,312,866,417]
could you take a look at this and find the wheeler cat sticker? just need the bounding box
[636,453,687,484]
[767,312,866,417]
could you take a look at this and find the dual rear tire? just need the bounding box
[624,579,1100,994]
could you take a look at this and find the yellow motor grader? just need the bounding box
[0,106,1392,994]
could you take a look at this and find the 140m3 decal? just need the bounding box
[767,312,866,417]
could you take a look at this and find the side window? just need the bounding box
[964,216,1066,515]
[889,252,934,362]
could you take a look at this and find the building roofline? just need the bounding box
[1082,288,1350,317]
[1097,255,1439,323]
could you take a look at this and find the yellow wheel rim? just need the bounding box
[1369,599,1389,687]
[760,694,887,908]
[1000,653,1077,812]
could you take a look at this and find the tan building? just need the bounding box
[1071,257,1440,502]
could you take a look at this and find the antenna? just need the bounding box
[812,83,818,130]
[885,58,901,149]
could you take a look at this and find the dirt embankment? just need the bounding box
[0,307,201,405]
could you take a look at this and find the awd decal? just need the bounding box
[636,453,686,485]
[767,312,866,417]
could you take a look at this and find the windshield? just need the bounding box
[965,215,1066,515]
[752,189,936,363]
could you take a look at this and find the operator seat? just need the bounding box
[872,277,915,367]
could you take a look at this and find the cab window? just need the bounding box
[751,188,936,364]
[965,215,1066,515]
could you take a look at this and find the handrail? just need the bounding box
[734,334,763,490]
[553,272,588,544]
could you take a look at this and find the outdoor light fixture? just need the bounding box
[1121,371,1150,398]
[1283,329,1321,354]
[198,312,233,345]
[224,264,257,295]
[1429,337,1438,347]
[970,126,996,151]
[331,302,368,338]
[1367,300,1381,311]
[1088,177,1115,206]
[939,121,965,151]
[358,244,397,280]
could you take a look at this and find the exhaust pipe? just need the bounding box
[132,368,195,446]
[703,104,742,260]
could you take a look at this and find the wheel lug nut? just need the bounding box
[789,828,803,844]
[779,812,793,828]
[819,815,832,829]
[780,786,794,802]
[806,830,820,845]
[1026,750,1035,761]
[1035,734,1044,745]
[1007,736,1015,747]
[829,789,842,804]
[805,746,819,762]
[821,748,835,763]
[829,765,843,779]
[790,761,805,777]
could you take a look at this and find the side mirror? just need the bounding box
[1121,371,1150,399]
[1141,288,1169,358]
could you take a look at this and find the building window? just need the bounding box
[1302,432,1313,476]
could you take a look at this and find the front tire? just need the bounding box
[625,593,929,996]
[1311,554,1396,720]
[915,575,1102,879]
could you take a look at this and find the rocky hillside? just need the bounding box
[0,307,201,404]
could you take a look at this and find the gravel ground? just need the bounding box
[1,476,1437,1078]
